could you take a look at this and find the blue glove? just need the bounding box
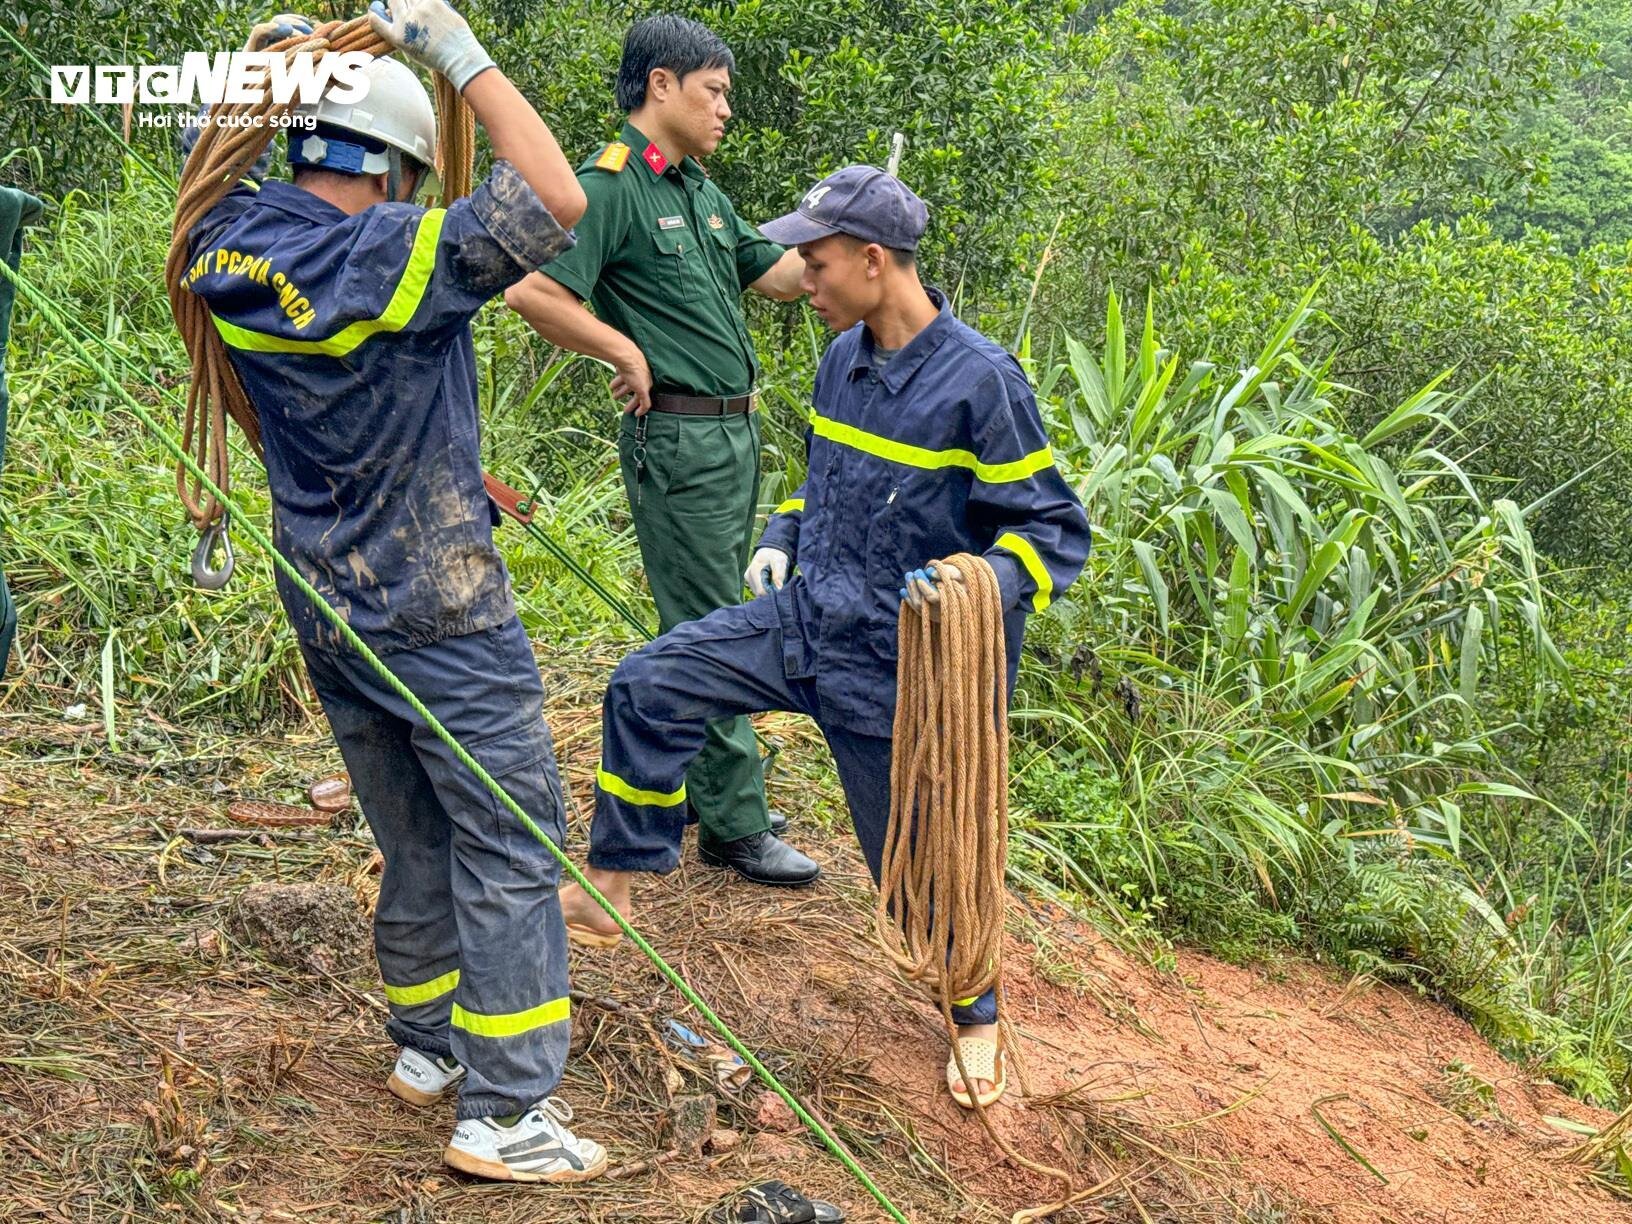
[244,13,313,52]
[901,562,963,613]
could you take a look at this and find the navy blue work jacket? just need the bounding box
[756,290,1090,736]
[180,162,572,653]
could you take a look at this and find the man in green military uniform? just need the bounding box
[506,14,818,887]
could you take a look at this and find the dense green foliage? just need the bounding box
[1492,0,1632,249]
[3,0,1631,1116]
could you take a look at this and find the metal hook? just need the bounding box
[191,516,235,590]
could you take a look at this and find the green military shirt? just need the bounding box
[540,121,784,398]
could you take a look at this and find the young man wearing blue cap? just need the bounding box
[559,166,1091,1105]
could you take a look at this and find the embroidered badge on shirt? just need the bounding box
[657,216,686,230]
[642,142,669,175]
[708,214,725,230]
[594,142,630,172]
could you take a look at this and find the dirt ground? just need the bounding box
[1,668,1626,1223]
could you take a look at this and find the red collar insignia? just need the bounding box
[641,142,669,176]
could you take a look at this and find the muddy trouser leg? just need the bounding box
[301,642,460,1058]
[310,620,573,1120]
[303,644,460,1056]
[824,728,998,1027]
[589,597,817,873]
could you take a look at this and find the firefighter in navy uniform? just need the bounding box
[180,1,606,1183]
[556,167,1092,1107]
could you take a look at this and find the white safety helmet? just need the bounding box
[288,56,438,197]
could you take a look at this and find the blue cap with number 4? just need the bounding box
[760,165,928,251]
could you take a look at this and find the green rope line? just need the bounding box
[1,258,912,1224]
[30,208,773,759]
[512,514,654,639]
[1,21,786,683]
[1,25,173,188]
[507,511,780,767]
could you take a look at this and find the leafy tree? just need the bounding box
[1489,0,1632,249]
[0,0,315,192]
[483,0,1076,305]
[1050,0,1584,291]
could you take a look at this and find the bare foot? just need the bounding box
[951,1021,1000,1099]
[559,878,628,942]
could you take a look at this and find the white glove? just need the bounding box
[367,0,495,92]
[745,547,790,598]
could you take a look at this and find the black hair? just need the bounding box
[840,234,918,268]
[615,14,736,112]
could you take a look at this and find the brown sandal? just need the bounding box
[565,921,622,950]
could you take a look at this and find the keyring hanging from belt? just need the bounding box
[631,411,649,506]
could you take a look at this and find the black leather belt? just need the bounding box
[650,391,757,415]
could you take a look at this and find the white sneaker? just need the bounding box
[387,1047,466,1107]
[444,1097,608,1183]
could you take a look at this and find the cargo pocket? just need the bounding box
[470,719,568,873]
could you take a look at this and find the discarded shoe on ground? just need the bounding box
[707,1179,844,1223]
[664,1018,752,1091]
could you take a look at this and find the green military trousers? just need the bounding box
[0,187,44,678]
[617,408,771,844]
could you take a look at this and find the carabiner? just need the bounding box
[191,516,235,590]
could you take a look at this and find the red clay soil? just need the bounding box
[2,713,1626,1224]
[900,915,1626,1223]
[554,814,1629,1224]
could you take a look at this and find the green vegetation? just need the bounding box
[3,0,1631,1115]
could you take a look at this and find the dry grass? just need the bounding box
[0,657,1303,1223]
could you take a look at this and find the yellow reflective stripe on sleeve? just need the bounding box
[995,531,1053,612]
[212,208,447,356]
[774,497,805,514]
[952,994,980,1007]
[809,412,1052,484]
[596,765,687,808]
[451,996,571,1039]
[383,967,460,1007]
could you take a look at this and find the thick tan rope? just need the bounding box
[165,16,474,530]
[880,554,1082,1219]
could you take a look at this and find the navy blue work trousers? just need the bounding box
[298,618,573,1119]
[589,597,999,1026]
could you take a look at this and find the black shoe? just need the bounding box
[707,1179,846,1222]
[697,830,820,887]
[685,803,789,836]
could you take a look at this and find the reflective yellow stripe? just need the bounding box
[383,967,460,1007]
[995,531,1053,612]
[212,208,447,356]
[952,994,980,1007]
[774,497,805,514]
[451,996,570,1039]
[809,412,1052,484]
[596,765,687,808]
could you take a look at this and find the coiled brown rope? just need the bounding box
[165,17,474,531]
[880,554,1083,1220]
